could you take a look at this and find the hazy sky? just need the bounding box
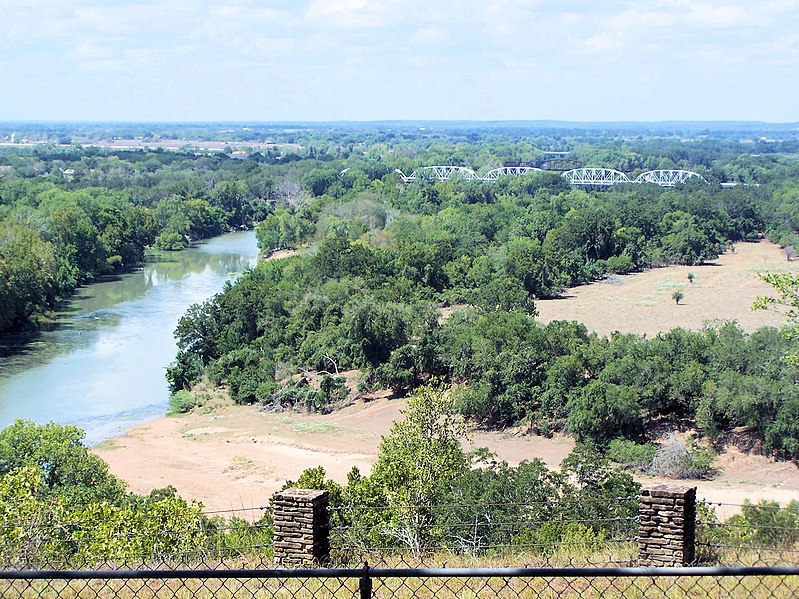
[1,0,797,122]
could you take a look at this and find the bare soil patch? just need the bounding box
[535,240,797,337]
[94,398,799,517]
[261,248,300,262]
[94,399,574,514]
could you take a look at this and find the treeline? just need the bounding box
[169,145,799,456]
[171,247,799,456]
[0,148,290,332]
[4,127,799,333]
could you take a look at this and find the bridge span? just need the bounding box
[393,166,710,187]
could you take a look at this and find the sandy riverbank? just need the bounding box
[94,398,799,519]
[535,240,796,337]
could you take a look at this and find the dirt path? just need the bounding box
[535,240,796,337]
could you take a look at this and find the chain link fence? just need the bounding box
[697,500,799,567]
[1,565,798,598]
[2,495,799,596]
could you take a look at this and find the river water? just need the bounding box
[0,230,259,445]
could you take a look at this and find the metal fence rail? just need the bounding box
[1,564,798,598]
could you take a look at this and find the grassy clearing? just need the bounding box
[288,421,344,436]
[656,281,688,292]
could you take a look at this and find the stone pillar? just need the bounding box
[638,485,696,566]
[273,488,330,567]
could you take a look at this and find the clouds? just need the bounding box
[0,0,796,121]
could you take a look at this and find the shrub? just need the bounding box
[168,390,197,415]
[566,381,643,445]
[650,435,715,479]
[607,439,658,470]
[512,522,606,556]
[729,500,799,548]
[320,375,349,404]
[605,254,635,275]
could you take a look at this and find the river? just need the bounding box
[0,230,259,445]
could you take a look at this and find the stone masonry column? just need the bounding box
[638,485,696,566]
[273,489,330,567]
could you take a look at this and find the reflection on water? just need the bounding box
[0,230,259,444]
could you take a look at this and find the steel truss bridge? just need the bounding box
[394,167,708,188]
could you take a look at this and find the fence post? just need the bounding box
[638,484,696,566]
[273,488,330,567]
[359,562,373,599]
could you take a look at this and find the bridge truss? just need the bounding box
[561,168,632,186]
[389,165,714,187]
[395,166,480,183]
[481,166,543,181]
[633,169,706,186]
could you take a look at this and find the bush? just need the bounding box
[605,254,635,275]
[607,439,658,470]
[566,381,643,445]
[729,500,799,548]
[165,351,204,393]
[168,390,197,414]
[512,521,607,556]
[153,229,186,251]
[264,380,329,413]
[320,375,349,403]
[650,435,715,479]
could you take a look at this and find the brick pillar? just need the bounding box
[638,485,696,566]
[273,488,330,567]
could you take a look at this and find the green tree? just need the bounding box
[566,381,643,445]
[356,384,469,552]
[753,272,799,365]
[0,421,125,507]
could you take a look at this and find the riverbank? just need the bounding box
[93,398,799,519]
[93,397,574,514]
[0,230,259,443]
[93,238,799,515]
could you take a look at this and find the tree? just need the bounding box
[0,421,125,507]
[0,220,58,331]
[672,290,684,305]
[566,381,643,445]
[753,272,799,365]
[357,384,469,552]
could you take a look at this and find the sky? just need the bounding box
[1,0,797,123]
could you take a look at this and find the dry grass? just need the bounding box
[535,241,799,337]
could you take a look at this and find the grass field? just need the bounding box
[535,240,798,337]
